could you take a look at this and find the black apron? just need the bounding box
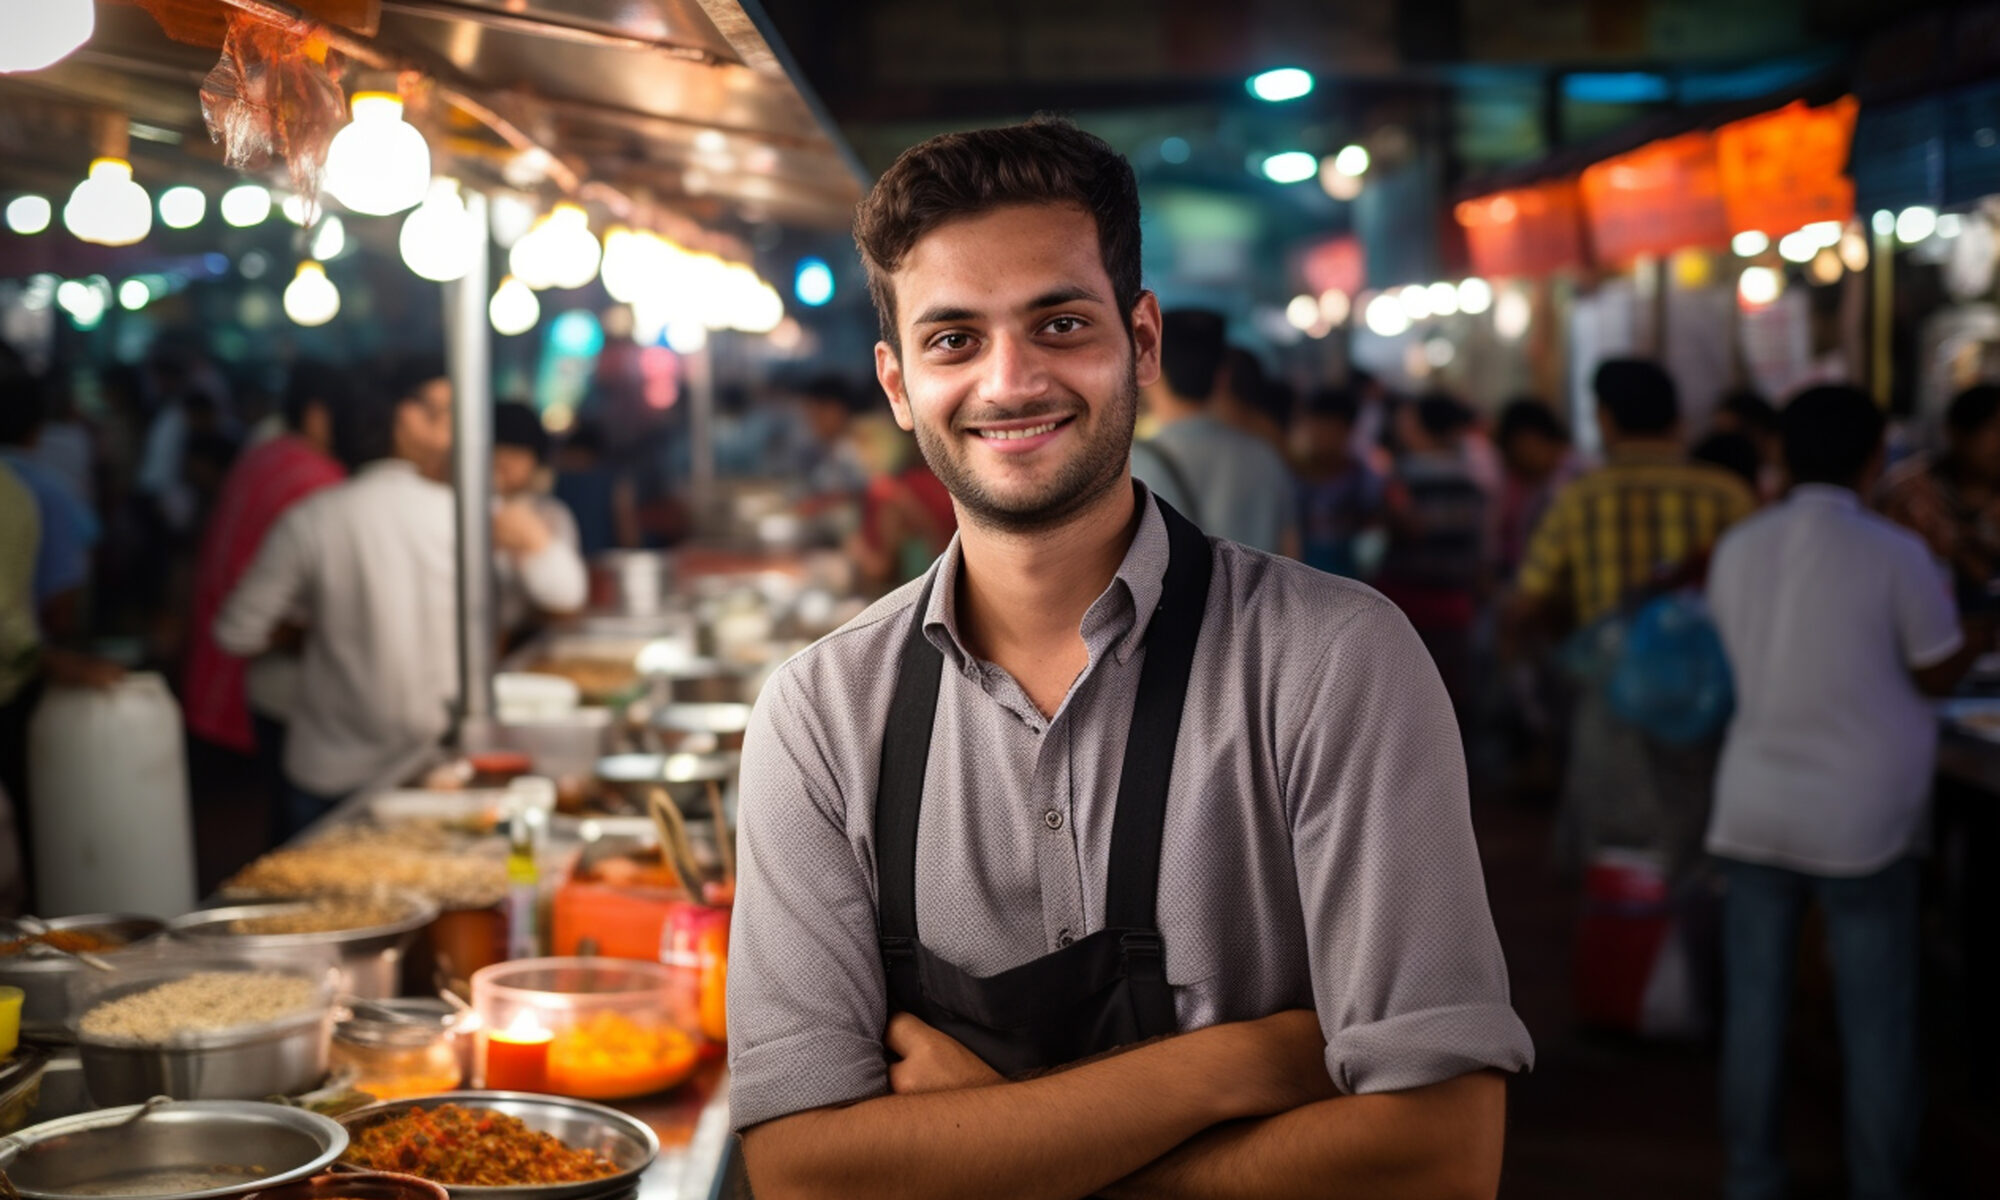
[874,497,1214,1077]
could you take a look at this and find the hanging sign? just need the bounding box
[1580,131,1732,265]
[1714,97,1859,236]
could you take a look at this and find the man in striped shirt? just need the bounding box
[1508,359,1755,873]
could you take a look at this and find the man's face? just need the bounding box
[494,445,538,496]
[875,203,1161,534]
[1504,432,1562,480]
[396,379,454,478]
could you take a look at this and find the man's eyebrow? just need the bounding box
[1026,285,1105,310]
[911,305,978,328]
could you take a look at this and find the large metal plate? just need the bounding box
[0,1100,348,1200]
[336,1092,659,1200]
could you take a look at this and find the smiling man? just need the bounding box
[726,118,1533,1200]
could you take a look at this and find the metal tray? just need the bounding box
[335,1092,659,1200]
[0,1099,348,1200]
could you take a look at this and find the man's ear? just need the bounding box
[1130,291,1163,390]
[877,342,915,433]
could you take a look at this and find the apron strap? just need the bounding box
[876,570,944,948]
[1103,499,1213,931]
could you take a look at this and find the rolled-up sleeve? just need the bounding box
[726,663,892,1131]
[513,500,588,615]
[1285,595,1534,1094]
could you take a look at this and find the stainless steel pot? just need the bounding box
[0,915,165,1041]
[78,1007,333,1106]
[165,893,438,1001]
[588,550,673,616]
[0,1099,347,1200]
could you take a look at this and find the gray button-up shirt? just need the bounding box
[727,487,1533,1131]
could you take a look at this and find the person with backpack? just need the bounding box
[1706,385,1986,1200]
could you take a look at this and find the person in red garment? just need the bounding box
[182,364,351,829]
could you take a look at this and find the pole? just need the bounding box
[448,190,496,739]
[1871,215,1894,408]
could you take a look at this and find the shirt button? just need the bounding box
[1043,809,1064,830]
[1057,930,1075,948]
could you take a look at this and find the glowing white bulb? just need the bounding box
[1426,281,1459,317]
[55,279,105,327]
[1738,265,1782,308]
[489,192,537,249]
[1937,213,1964,239]
[1839,227,1870,273]
[489,275,540,336]
[1364,293,1411,337]
[324,93,431,216]
[1493,289,1532,341]
[1260,152,1319,185]
[1777,231,1818,263]
[1398,284,1431,321]
[281,193,316,225]
[602,226,678,305]
[64,158,151,246]
[1895,206,1937,245]
[1285,294,1320,332]
[1456,277,1493,315]
[157,186,205,229]
[1247,68,1314,103]
[5,195,51,235]
[220,184,272,227]
[1319,163,1362,201]
[1731,230,1770,257]
[1871,210,1895,237]
[1332,144,1371,177]
[1803,220,1844,247]
[1808,248,1843,286]
[665,321,708,355]
[118,279,150,311]
[511,203,600,290]
[0,0,93,73]
[399,179,483,283]
[1424,338,1456,368]
[310,214,345,261]
[283,261,340,326]
[1318,289,1351,326]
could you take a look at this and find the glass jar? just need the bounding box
[332,1002,463,1100]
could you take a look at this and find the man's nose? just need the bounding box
[976,330,1051,406]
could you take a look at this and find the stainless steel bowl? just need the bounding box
[336,1091,658,1200]
[79,1008,333,1106]
[0,915,165,1040]
[165,893,438,1000]
[0,1099,347,1200]
[646,702,752,753]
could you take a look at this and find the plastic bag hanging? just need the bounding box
[198,11,347,210]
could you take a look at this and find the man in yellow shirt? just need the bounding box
[1509,359,1756,874]
[0,466,39,912]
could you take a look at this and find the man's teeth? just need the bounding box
[978,421,1062,440]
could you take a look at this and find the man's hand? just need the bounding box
[493,499,553,557]
[886,1014,1004,1095]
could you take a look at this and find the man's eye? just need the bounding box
[932,333,973,352]
[1045,317,1084,335]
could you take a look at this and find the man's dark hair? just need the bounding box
[1593,358,1679,435]
[1158,309,1226,403]
[1223,347,1264,407]
[1945,384,2000,440]
[335,355,447,469]
[281,360,356,432]
[380,355,449,407]
[853,116,1143,350]
[1303,386,1360,425]
[0,366,43,447]
[563,421,606,458]
[1256,379,1297,431]
[1783,385,1886,486]
[1496,398,1568,450]
[1414,393,1474,440]
[1718,389,1779,437]
[1691,431,1762,488]
[797,373,858,411]
[494,401,551,463]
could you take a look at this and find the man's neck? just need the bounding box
[954,479,1141,668]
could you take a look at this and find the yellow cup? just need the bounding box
[0,985,22,1059]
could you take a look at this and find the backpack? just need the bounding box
[1602,591,1735,746]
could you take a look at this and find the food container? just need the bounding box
[336,1091,658,1199]
[0,1099,348,1200]
[330,1002,465,1102]
[471,959,699,1100]
[589,549,674,617]
[243,1171,448,1200]
[0,915,166,1040]
[70,960,336,1105]
[167,893,438,1001]
[0,1044,50,1133]
[550,848,689,961]
[645,703,751,754]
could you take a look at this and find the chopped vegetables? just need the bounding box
[343,1103,620,1185]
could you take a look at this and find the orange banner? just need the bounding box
[1454,179,1587,279]
[1714,97,1859,236]
[1580,131,1732,264]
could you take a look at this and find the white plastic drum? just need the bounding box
[27,672,196,917]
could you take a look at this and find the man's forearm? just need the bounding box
[1102,1071,1508,1200]
[743,1019,1318,1200]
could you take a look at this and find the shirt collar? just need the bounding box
[1789,483,1860,509]
[922,481,1172,670]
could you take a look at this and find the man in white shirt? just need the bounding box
[491,401,588,642]
[216,360,460,836]
[1705,385,1983,1200]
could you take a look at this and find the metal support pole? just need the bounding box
[448,190,496,741]
[1871,219,1895,408]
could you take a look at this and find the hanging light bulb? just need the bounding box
[5,195,52,235]
[323,92,431,216]
[310,214,346,261]
[64,158,152,246]
[157,186,205,229]
[489,275,540,335]
[219,183,272,227]
[542,204,601,290]
[283,261,340,326]
[399,179,483,283]
[1,0,93,73]
[599,226,653,304]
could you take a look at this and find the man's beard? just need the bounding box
[912,363,1139,536]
